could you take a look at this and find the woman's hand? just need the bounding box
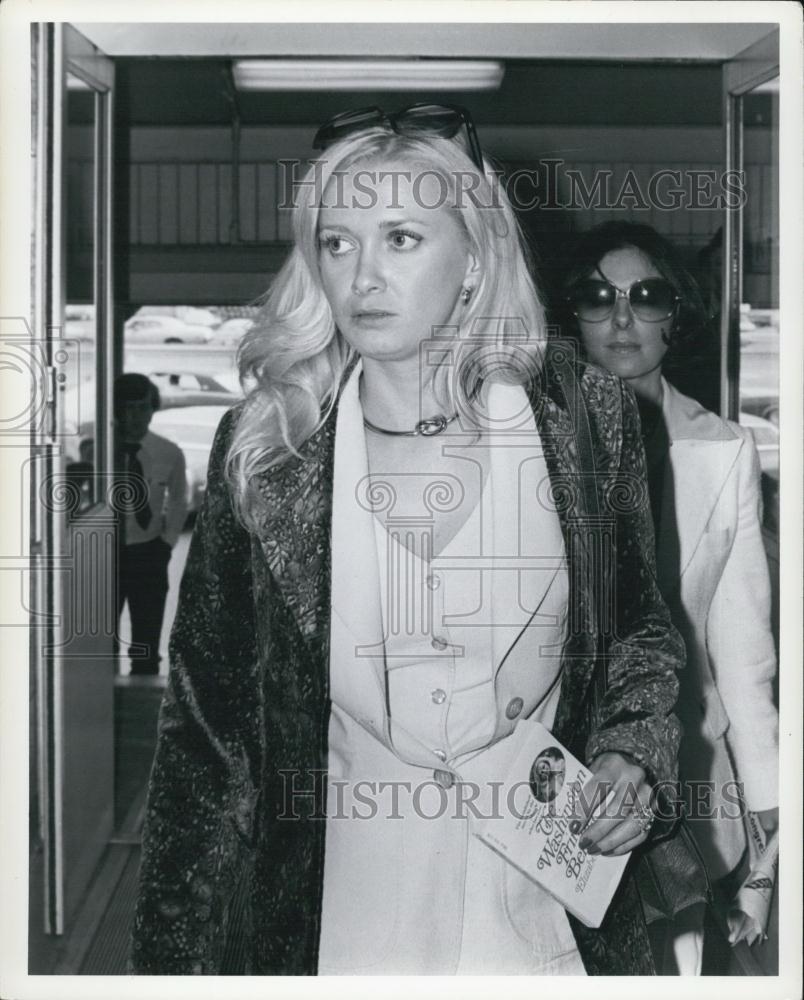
[570,752,654,856]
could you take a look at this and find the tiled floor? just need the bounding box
[29,679,163,975]
[79,846,143,974]
[113,679,164,829]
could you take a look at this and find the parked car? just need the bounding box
[65,304,96,342]
[740,393,779,428]
[147,373,240,510]
[739,410,779,476]
[171,306,219,328]
[124,314,215,345]
[61,368,239,512]
[150,404,231,512]
[149,372,241,409]
[211,316,254,346]
[210,369,250,395]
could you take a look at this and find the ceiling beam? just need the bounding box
[73,22,775,62]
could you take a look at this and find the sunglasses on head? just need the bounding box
[312,103,485,172]
[567,275,679,324]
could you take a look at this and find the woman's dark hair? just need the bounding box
[559,221,712,371]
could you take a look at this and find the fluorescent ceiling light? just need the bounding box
[232,59,504,92]
[752,77,779,94]
[66,74,92,90]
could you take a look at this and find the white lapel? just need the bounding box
[486,383,567,679]
[656,379,743,594]
[329,362,393,747]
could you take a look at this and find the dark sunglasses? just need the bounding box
[567,276,679,324]
[312,103,484,172]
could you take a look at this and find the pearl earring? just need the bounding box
[461,286,473,304]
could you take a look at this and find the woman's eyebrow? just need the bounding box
[317,220,352,232]
[378,218,431,230]
[317,216,433,234]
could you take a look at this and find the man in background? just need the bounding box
[114,373,187,676]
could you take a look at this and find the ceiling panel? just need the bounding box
[115,59,724,127]
[74,21,775,61]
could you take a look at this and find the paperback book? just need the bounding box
[474,719,630,928]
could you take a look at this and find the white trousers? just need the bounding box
[663,903,705,976]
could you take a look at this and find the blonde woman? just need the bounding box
[131,107,684,976]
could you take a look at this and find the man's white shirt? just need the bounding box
[123,430,187,547]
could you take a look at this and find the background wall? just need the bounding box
[64,59,777,309]
[65,121,774,305]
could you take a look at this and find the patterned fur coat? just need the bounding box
[130,346,684,975]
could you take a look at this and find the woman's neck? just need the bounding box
[625,371,665,453]
[624,368,664,409]
[359,357,445,430]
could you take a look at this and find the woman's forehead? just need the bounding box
[318,158,460,224]
[593,246,663,282]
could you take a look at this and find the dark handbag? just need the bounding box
[587,651,712,922]
[634,815,712,922]
[556,349,712,923]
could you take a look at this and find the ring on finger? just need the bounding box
[631,801,655,835]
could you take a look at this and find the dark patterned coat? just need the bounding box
[130,346,684,975]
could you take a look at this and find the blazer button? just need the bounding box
[505,697,524,719]
[433,769,454,789]
[431,688,447,705]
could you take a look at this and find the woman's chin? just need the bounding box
[341,332,426,366]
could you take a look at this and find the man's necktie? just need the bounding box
[122,443,153,530]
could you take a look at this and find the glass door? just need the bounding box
[721,33,780,567]
[31,22,116,939]
[719,28,780,977]
[736,75,779,500]
[721,31,779,427]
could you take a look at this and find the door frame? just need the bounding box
[720,29,779,421]
[32,21,116,937]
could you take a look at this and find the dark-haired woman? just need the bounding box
[562,221,779,974]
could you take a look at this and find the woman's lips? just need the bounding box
[606,342,641,354]
[352,310,396,323]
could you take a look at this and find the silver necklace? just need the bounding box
[359,373,458,436]
[362,412,460,437]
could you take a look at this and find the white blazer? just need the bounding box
[655,378,778,878]
[319,367,582,974]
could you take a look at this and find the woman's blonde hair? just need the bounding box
[227,126,546,531]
